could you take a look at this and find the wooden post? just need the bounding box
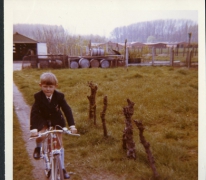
[88,40,91,55]
[187,33,192,68]
[100,96,108,137]
[62,55,65,68]
[192,46,194,57]
[134,120,159,179]
[126,47,129,67]
[188,50,193,68]
[87,82,98,125]
[152,47,155,66]
[183,47,185,57]
[68,57,70,68]
[188,50,191,68]
[170,47,174,66]
[125,39,127,67]
[122,99,136,159]
[186,51,188,67]
[177,47,179,56]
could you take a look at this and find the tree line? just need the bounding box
[13,19,198,54]
[13,24,107,54]
[110,19,198,43]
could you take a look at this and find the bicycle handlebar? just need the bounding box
[29,129,80,140]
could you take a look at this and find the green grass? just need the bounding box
[13,66,198,180]
[13,109,35,180]
[142,54,198,63]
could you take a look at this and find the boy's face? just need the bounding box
[39,83,56,97]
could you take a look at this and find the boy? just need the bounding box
[30,72,77,179]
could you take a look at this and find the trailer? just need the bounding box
[22,46,125,69]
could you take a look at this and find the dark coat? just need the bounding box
[30,90,75,131]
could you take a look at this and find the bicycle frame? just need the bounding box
[30,126,80,180]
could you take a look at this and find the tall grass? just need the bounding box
[13,109,35,180]
[13,66,198,179]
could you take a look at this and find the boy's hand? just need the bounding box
[30,129,38,137]
[63,127,68,131]
[70,125,77,134]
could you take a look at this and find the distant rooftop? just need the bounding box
[13,32,39,43]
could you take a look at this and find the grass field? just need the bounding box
[13,66,198,180]
[13,109,35,180]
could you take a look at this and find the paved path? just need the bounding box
[13,62,47,180]
[13,61,22,71]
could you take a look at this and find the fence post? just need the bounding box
[125,39,128,67]
[170,47,174,66]
[186,51,189,67]
[122,99,136,159]
[68,57,70,68]
[176,47,179,56]
[152,47,155,66]
[125,47,129,67]
[188,50,193,68]
[183,47,185,57]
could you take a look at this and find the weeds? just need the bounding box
[13,66,198,180]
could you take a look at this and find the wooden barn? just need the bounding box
[13,32,39,61]
[144,42,167,54]
[93,41,125,55]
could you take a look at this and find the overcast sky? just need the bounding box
[9,0,200,37]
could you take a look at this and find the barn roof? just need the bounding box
[130,42,145,47]
[13,32,39,43]
[143,42,167,46]
[91,41,125,47]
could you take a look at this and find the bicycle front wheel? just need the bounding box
[50,155,64,180]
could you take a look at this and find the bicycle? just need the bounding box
[30,125,80,180]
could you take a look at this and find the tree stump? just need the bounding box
[100,95,108,137]
[87,82,98,125]
[134,120,159,179]
[122,99,136,159]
